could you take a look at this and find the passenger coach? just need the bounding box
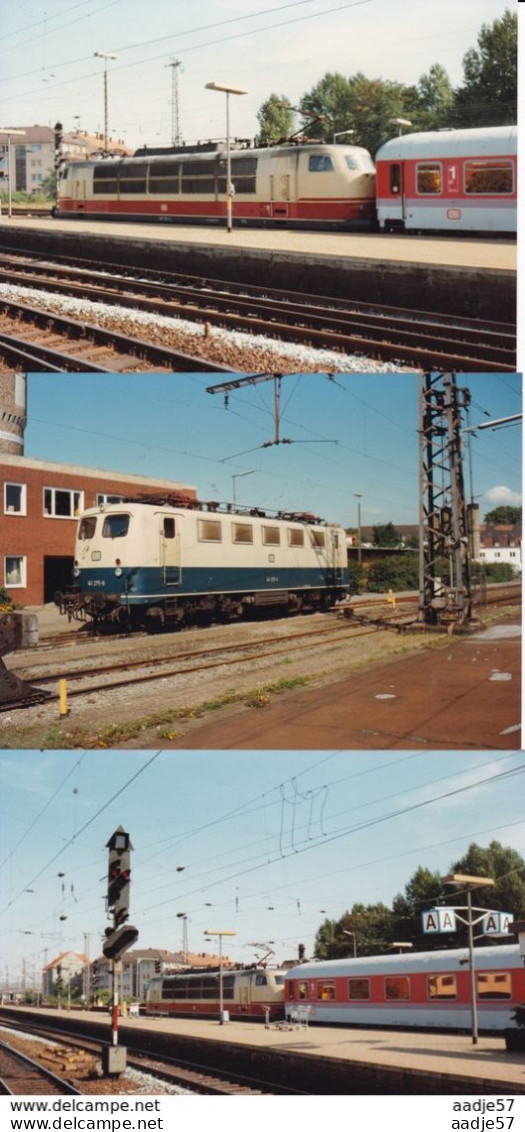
[375,125,517,233]
[285,945,524,1031]
[61,496,349,629]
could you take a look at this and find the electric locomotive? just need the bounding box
[58,495,349,629]
[146,965,285,1021]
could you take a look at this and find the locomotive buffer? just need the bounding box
[102,827,139,1076]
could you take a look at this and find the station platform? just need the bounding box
[3,1006,524,1095]
[0,218,516,321]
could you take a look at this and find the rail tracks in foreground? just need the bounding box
[0,1015,300,1095]
[0,248,516,371]
[0,1037,82,1095]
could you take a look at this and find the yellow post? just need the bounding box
[387,589,396,609]
[59,679,68,716]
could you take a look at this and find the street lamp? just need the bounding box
[177,912,188,962]
[205,82,248,232]
[442,873,495,1045]
[333,129,355,144]
[232,469,255,506]
[0,129,26,218]
[204,929,236,1023]
[94,52,118,152]
[390,117,412,136]
[342,930,357,958]
[353,493,363,567]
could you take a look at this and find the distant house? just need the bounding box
[0,125,131,194]
[91,948,235,1000]
[476,523,522,574]
[42,951,89,998]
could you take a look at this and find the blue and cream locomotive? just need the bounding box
[61,495,349,629]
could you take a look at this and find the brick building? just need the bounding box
[1,453,196,604]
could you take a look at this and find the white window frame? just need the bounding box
[4,482,27,516]
[96,493,124,505]
[4,555,26,588]
[43,486,84,519]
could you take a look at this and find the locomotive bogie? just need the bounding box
[64,501,350,628]
[285,945,524,1031]
[375,126,517,234]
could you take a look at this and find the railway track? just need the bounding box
[0,248,515,371]
[0,294,234,373]
[0,1037,82,1095]
[0,1016,302,1095]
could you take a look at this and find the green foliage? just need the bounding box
[299,72,412,155]
[453,8,517,126]
[365,554,419,593]
[484,506,521,525]
[372,522,401,547]
[0,586,13,609]
[256,94,295,144]
[481,563,516,583]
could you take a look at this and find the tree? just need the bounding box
[299,72,414,156]
[372,522,401,547]
[484,506,521,525]
[392,866,455,949]
[365,555,419,593]
[314,903,396,959]
[453,9,517,126]
[412,64,455,131]
[451,841,525,921]
[256,94,295,144]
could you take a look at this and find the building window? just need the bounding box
[96,493,124,505]
[347,978,370,1001]
[4,482,26,515]
[427,974,457,1000]
[44,487,83,518]
[416,163,442,194]
[4,555,26,587]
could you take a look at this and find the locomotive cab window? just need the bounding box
[198,519,222,542]
[255,974,268,986]
[416,163,442,194]
[384,976,410,1000]
[427,974,457,1000]
[347,977,371,1001]
[78,516,97,540]
[102,514,130,539]
[262,525,281,546]
[464,160,514,194]
[476,971,512,999]
[232,522,253,544]
[309,155,334,172]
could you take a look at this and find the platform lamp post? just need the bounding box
[333,129,354,144]
[442,873,495,1045]
[390,117,412,136]
[204,82,248,232]
[342,930,357,957]
[204,929,236,1023]
[94,52,118,152]
[0,129,26,218]
[353,493,363,567]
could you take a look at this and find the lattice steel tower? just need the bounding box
[418,372,476,627]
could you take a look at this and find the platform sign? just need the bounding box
[482,911,513,935]
[422,908,457,934]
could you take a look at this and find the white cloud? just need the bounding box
[484,485,522,506]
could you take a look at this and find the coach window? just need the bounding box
[232,522,253,544]
[347,978,370,1001]
[44,487,84,518]
[297,981,308,1000]
[262,525,280,546]
[309,155,334,172]
[4,482,26,515]
[317,980,336,1001]
[78,516,97,540]
[4,555,26,588]
[390,163,401,194]
[464,160,513,195]
[427,974,457,1000]
[310,529,326,548]
[102,514,130,539]
[163,517,176,539]
[416,163,442,194]
[288,528,305,548]
[476,972,512,1000]
[384,976,410,1000]
[198,519,222,542]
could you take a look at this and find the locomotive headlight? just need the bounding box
[73,567,80,578]
[114,567,123,578]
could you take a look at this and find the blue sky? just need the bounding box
[24,373,522,529]
[1,749,524,979]
[2,0,515,151]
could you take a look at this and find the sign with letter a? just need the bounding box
[422,908,457,933]
[482,911,513,935]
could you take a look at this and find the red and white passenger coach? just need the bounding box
[375,125,517,233]
[285,944,524,1030]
